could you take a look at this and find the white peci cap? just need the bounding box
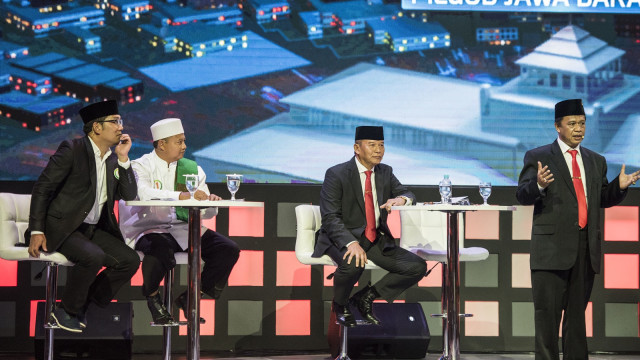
[151,118,184,141]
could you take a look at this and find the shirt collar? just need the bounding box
[152,149,177,168]
[557,137,581,156]
[354,156,374,174]
[88,137,111,159]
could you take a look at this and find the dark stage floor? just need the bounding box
[2,353,640,360]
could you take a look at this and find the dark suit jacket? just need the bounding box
[312,156,415,258]
[516,140,625,273]
[29,136,137,252]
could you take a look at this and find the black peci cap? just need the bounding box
[79,100,119,124]
[355,126,384,141]
[555,99,585,121]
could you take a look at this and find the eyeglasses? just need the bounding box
[99,118,123,126]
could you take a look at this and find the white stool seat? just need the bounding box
[408,246,489,263]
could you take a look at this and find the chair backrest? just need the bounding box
[294,204,326,265]
[398,210,465,252]
[0,192,73,264]
[0,193,31,252]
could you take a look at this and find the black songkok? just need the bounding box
[355,126,384,141]
[555,99,585,121]
[79,100,119,124]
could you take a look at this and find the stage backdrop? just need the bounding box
[1,4,640,186]
[0,182,639,355]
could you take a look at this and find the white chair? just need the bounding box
[118,201,189,360]
[0,193,74,360]
[399,210,488,358]
[294,204,379,360]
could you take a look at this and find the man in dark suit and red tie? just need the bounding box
[313,126,427,327]
[516,99,640,360]
[27,100,140,333]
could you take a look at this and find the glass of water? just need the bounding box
[184,174,199,199]
[479,182,492,205]
[226,174,243,201]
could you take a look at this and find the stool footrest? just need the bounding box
[460,313,473,317]
[430,313,446,318]
[150,321,184,327]
[334,320,374,326]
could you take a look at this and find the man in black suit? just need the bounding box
[28,100,140,333]
[516,99,640,360]
[313,126,427,327]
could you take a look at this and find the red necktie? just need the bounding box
[364,170,376,242]
[568,150,588,228]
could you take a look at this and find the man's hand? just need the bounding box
[209,193,222,201]
[380,197,406,213]
[343,242,367,268]
[28,234,48,258]
[193,190,209,201]
[619,164,640,190]
[537,161,554,188]
[114,134,132,162]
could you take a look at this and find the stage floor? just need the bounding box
[2,353,640,360]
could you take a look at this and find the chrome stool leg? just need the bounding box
[335,324,350,360]
[44,262,58,360]
[163,268,174,360]
[431,262,448,360]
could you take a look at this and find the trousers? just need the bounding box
[135,229,240,298]
[57,221,140,315]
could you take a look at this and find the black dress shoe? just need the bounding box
[350,284,381,325]
[51,307,83,333]
[332,301,356,327]
[146,293,174,325]
[175,291,206,324]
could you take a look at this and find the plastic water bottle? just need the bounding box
[439,175,452,204]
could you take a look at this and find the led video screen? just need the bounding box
[1,3,639,186]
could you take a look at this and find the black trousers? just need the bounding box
[531,229,595,360]
[135,229,240,298]
[56,223,141,315]
[327,234,427,305]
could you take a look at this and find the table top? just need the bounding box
[125,199,264,208]
[391,204,517,211]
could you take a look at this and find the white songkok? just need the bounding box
[151,118,184,141]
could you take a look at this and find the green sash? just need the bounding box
[175,158,198,222]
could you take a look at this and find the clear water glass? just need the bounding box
[226,174,243,201]
[184,174,199,199]
[479,182,492,205]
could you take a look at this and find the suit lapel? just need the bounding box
[374,165,384,207]
[581,148,594,202]
[348,158,366,215]
[550,141,576,200]
[105,155,116,201]
[84,137,97,192]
